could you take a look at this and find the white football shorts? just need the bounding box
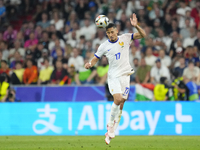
[108,75,130,99]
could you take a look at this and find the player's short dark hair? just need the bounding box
[106,23,116,31]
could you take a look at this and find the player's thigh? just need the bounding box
[120,75,130,99]
[108,77,122,96]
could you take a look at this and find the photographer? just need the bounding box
[0,73,9,102]
[6,89,20,102]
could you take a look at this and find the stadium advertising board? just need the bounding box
[0,102,199,135]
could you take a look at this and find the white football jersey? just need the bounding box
[95,33,134,79]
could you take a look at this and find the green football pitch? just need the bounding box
[0,136,200,150]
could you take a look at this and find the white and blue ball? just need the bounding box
[95,15,109,28]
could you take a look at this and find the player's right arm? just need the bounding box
[85,56,99,69]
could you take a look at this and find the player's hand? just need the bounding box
[130,13,138,27]
[84,62,91,69]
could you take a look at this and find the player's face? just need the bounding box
[106,27,118,42]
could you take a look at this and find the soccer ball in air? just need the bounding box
[95,15,109,28]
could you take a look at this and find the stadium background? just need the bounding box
[1,0,200,149]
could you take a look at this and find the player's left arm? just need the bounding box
[130,13,146,40]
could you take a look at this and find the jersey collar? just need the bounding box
[108,37,119,43]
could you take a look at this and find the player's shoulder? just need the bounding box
[119,33,133,37]
[119,33,133,41]
[98,40,110,49]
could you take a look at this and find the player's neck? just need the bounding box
[109,37,118,43]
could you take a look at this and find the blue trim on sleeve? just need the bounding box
[108,37,119,43]
[94,54,100,59]
[131,33,134,40]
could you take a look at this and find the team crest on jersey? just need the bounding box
[119,42,124,48]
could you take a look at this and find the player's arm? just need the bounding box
[133,25,146,39]
[84,56,99,69]
[130,13,146,39]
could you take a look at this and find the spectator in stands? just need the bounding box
[52,48,67,66]
[79,18,96,41]
[176,0,191,17]
[32,4,43,23]
[183,27,197,48]
[66,31,77,48]
[130,58,139,83]
[23,22,35,41]
[76,35,86,56]
[153,77,174,101]
[144,47,157,67]
[174,76,199,101]
[48,33,65,52]
[154,29,170,52]
[174,57,186,77]
[33,42,43,61]
[75,58,97,85]
[40,32,49,50]
[169,31,181,58]
[11,61,24,85]
[75,0,89,20]
[9,40,25,62]
[0,32,3,43]
[194,30,200,52]
[135,58,151,84]
[50,60,71,85]
[38,58,54,85]
[0,60,10,76]
[0,73,9,102]
[24,32,38,50]
[96,57,108,84]
[34,25,43,40]
[0,0,6,22]
[3,25,17,46]
[25,49,33,60]
[38,49,53,70]
[191,0,200,19]
[184,46,199,66]
[116,2,132,21]
[163,14,172,35]
[151,58,170,84]
[23,59,38,85]
[180,18,191,39]
[49,24,64,40]
[159,49,171,67]
[50,11,64,31]
[16,31,24,46]
[169,19,180,34]
[183,61,200,83]
[129,46,141,67]
[141,37,156,54]
[68,48,84,71]
[0,41,9,61]
[92,29,106,49]
[88,1,97,20]
[10,51,23,69]
[148,2,164,21]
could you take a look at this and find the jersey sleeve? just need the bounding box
[94,44,106,59]
[122,33,134,43]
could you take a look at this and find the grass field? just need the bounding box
[0,136,200,150]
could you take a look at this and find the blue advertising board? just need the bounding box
[0,102,199,135]
[13,86,136,102]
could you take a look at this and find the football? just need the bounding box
[95,15,109,28]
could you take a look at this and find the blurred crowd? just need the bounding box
[0,0,200,101]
